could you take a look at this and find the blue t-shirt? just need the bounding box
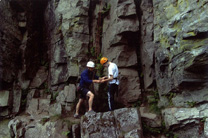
[79,69,99,88]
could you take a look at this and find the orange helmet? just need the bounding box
[100,57,108,65]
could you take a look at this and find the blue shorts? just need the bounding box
[79,87,90,99]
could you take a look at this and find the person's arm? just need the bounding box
[101,75,113,83]
[82,72,101,83]
[92,79,101,83]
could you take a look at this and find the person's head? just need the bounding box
[100,57,108,67]
[86,61,95,72]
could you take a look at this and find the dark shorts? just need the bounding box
[79,87,90,99]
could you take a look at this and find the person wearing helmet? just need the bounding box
[74,61,101,118]
[100,57,119,111]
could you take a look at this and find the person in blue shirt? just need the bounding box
[74,61,101,118]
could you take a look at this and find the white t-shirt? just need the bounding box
[108,62,119,85]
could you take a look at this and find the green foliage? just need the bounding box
[50,114,62,122]
[96,63,104,77]
[87,45,96,58]
[168,92,176,100]
[143,121,178,138]
[62,131,71,136]
[44,88,50,94]
[162,121,178,138]
[90,38,93,43]
[40,115,62,125]
[90,46,96,57]
[21,89,29,110]
[63,119,75,128]
[186,101,197,107]
[21,98,27,107]
[140,72,144,77]
[43,82,50,94]
[166,92,176,106]
[51,91,59,102]
[133,100,142,107]
[54,0,60,9]
[101,3,111,15]
[40,117,50,125]
[95,54,104,77]
[40,60,49,68]
[142,122,162,135]
[200,117,207,122]
[147,90,161,114]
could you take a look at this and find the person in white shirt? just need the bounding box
[100,57,119,111]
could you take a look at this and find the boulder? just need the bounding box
[0,90,10,107]
[81,108,142,138]
[12,83,22,114]
[140,107,162,128]
[9,115,70,138]
[0,119,11,138]
[162,103,208,130]
[56,84,76,104]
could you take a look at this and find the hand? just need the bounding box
[100,79,105,83]
[102,76,108,80]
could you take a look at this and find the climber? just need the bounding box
[100,57,119,111]
[74,61,102,118]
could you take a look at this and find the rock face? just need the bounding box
[1,0,208,138]
[153,0,208,137]
[8,115,72,138]
[81,108,143,138]
[44,0,90,86]
[81,108,142,138]
[0,0,48,118]
[7,108,141,138]
[101,0,141,105]
[0,119,11,138]
[140,0,155,89]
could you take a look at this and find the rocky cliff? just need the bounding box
[0,0,208,138]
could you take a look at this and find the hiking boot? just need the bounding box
[74,114,80,119]
[88,110,95,113]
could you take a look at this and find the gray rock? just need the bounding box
[114,108,141,133]
[81,108,142,138]
[0,90,10,107]
[9,117,70,138]
[162,103,208,129]
[30,66,48,88]
[124,129,142,138]
[172,89,208,107]
[140,107,162,128]
[26,98,39,115]
[49,103,62,116]
[56,84,76,105]
[204,118,208,138]
[0,119,11,138]
[38,99,51,113]
[12,83,22,114]
[118,69,141,105]
[72,124,80,138]
[45,0,90,86]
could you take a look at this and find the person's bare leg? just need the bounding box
[75,99,83,115]
[87,91,94,111]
